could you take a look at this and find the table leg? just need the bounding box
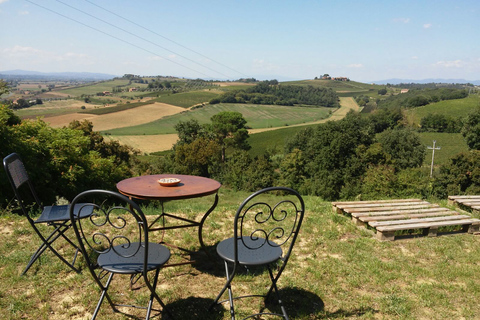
[198,193,219,257]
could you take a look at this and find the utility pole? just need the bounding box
[427,140,441,177]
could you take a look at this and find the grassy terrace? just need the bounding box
[2,189,480,319]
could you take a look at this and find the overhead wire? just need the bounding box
[81,0,247,78]
[55,0,235,79]
[24,0,219,79]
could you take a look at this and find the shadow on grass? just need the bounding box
[166,296,225,320]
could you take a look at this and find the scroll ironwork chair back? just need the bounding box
[210,186,305,320]
[3,152,92,275]
[69,189,173,320]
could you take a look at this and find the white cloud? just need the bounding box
[0,0,9,4]
[347,63,363,68]
[423,23,432,29]
[393,18,410,24]
[434,60,463,68]
[411,56,419,60]
[19,11,29,15]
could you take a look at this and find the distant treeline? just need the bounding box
[387,82,474,89]
[210,81,339,108]
[377,88,468,109]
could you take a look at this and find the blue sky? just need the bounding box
[1,0,479,82]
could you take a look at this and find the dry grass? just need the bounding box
[2,191,480,319]
[45,103,185,131]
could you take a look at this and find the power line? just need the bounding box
[81,0,247,78]
[55,0,234,79]
[24,0,216,79]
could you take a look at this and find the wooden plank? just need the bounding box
[369,215,472,228]
[338,201,428,210]
[376,219,480,233]
[332,199,421,206]
[345,204,436,214]
[359,211,457,222]
[458,201,480,206]
[351,207,446,218]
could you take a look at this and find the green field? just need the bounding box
[248,125,317,157]
[104,104,333,135]
[405,94,480,126]
[57,79,132,96]
[418,132,469,166]
[152,90,220,108]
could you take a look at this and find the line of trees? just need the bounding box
[210,81,339,108]
[377,88,469,109]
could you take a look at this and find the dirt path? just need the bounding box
[111,97,361,154]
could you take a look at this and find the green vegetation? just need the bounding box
[211,81,340,107]
[105,104,332,135]
[405,95,480,126]
[79,100,153,115]
[154,90,220,108]
[418,132,469,166]
[57,79,132,96]
[0,105,136,206]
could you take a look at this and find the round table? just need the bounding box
[117,174,221,265]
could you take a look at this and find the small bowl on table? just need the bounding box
[158,177,181,187]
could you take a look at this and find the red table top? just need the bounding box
[116,174,221,201]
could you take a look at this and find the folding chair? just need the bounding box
[69,189,173,319]
[3,152,93,275]
[210,187,305,320]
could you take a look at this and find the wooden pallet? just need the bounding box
[448,195,480,211]
[332,199,480,241]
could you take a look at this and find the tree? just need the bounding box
[0,80,8,96]
[0,108,132,207]
[461,108,480,150]
[208,111,250,162]
[378,128,425,170]
[378,88,387,95]
[174,119,203,145]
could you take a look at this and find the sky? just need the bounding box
[1,0,479,82]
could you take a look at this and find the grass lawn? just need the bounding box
[105,104,332,135]
[1,189,480,319]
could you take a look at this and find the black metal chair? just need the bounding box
[3,152,93,275]
[210,187,305,320]
[69,189,173,320]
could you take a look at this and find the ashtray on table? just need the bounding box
[158,178,181,186]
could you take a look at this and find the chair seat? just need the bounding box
[217,236,283,266]
[36,203,93,223]
[98,242,170,274]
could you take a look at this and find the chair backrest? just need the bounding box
[233,187,305,267]
[3,153,42,216]
[69,189,150,274]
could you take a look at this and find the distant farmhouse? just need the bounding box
[316,74,350,81]
[400,89,409,94]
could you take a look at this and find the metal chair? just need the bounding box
[69,189,173,320]
[3,152,93,275]
[210,187,305,320]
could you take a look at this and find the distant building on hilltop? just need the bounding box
[400,89,409,94]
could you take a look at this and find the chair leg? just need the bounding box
[266,266,289,320]
[23,224,80,275]
[91,272,114,320]
[209,261,236,319]
[146,269,174,319]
